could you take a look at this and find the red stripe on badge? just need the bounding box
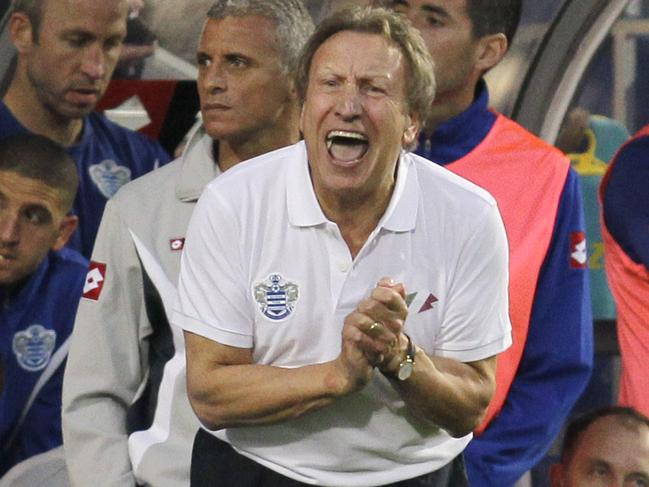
[83,261,107,300]
[570,232,587,269]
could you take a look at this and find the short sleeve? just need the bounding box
[434,202,511,361]
[172,186,253,348]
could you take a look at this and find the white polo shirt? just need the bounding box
[173,141,511,486]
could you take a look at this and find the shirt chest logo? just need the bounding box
[88,159,132,198]
[12,324,56,372]
[170,238,185,251]
[253,274,299,321]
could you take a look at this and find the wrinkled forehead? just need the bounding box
[310,30,405,78]
[40,0,128,32]
[0,171,64,213]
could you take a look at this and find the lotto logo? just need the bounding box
[570,232,587,269]
[170,238,185,251]
[83,262,107,300]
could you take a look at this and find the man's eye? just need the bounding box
[67,38,85,48]
[197,56,212,68]
[229,57,248,68]
[105,37,124,51]
[23,209,48,225]
[367,85,386,94]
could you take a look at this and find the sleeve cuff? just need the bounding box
[172,310,253,349]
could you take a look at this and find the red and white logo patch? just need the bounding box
[83,261,107,300]
[170,238,185,251]
[570,232,587,269]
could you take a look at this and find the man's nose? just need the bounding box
[335,86,363,120]
[202,63,227,95]
[0,214,20,245]
[80,45,107,80]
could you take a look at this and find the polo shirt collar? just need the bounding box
[287,142,418,232]
[379,151,418,232]
[287,141,328,227]
[176,124,221,202]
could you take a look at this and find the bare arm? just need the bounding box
[353,278,497,438]
[185,276,496,436]
[184,322,373,430]
[391,352,495,438]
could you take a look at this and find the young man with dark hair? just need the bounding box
[551,406,649,487]
[62,2,314,486]
[0,134,87,476]
[2,0,170,257]
[385,1,592,485]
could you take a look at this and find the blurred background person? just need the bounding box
[0,134,87,477]
[1,0,170,257]
[383,1,592,485]
[600,124,649,419]
[550,406,649,487]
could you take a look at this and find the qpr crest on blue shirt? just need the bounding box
[254,274,299,321]
[88,159,133,198]
[12,324,57,372]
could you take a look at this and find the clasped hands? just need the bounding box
[338,276,410,390]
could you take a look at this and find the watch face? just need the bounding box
[398,360,414,381]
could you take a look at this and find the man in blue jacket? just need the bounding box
[1,0,170,257]
[384,0,593,485]
[0,134,88,476]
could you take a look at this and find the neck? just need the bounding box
[3,71,83,147]
[316,177,395,259]
[425,82,478,133]
[217,105,301,172]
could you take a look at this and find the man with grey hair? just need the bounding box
[174,7,510,487]
[61,2,313,486]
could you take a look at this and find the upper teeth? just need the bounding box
[326,131,368,149]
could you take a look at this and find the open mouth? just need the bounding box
[326,130,369,163]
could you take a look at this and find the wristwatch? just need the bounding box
[396,333,416,381]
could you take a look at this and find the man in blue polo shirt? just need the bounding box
[0,134,88,476]
[1,0,170,257]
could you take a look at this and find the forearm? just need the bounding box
[187,359,354,430]
[391,350,495,438]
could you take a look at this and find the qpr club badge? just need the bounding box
[88,159,132,198]
[12,324,56,372]
[254,274,299,321]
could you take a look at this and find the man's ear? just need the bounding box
[299,101,306,134]
[402,112,421,148]
[51,215,79,252]
[9,12,35,53]
[475,33,508,73]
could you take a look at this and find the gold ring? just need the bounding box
[368,322,384,336]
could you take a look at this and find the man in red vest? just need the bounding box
[384,1,593,485]
[601,126,649,419]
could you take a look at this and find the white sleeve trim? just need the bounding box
[433,332,512,363]
[172,310,253,349]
